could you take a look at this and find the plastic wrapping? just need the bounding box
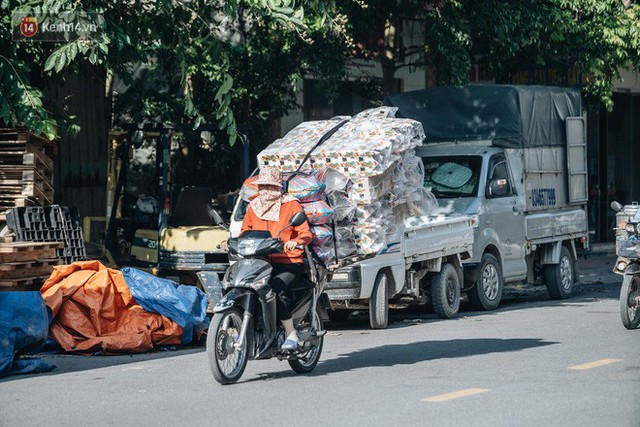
[616,237,640,258]
[258,109,424,178]
[354,223,388,255]
[302,200,334,225]
[284,173,326,203]
[312,244,336,265]
[335,226,357,258]
[327,191,355,222]
[310,225,334,247]
[349,171,393,204]
[353,106,398,120]
[311,168,350,193]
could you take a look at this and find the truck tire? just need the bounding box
[544,246,574,299]
[431,263,461,319]
[467,253,503,311]
[369,272,389,329]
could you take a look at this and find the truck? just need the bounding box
[385,84,589,310]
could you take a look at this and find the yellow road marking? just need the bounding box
[422,388,490,403]
[569,359,623,371]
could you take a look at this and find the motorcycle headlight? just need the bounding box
[237,239,260,256]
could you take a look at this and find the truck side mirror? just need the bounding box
[489,179,510,198]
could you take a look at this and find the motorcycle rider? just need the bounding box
[241,167,313,351]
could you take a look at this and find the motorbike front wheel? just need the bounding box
[620,274,640,330]
[288,311,324,374]
[207,308,248,384]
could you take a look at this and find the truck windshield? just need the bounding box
[234,199,249,222]
[422,156,482,198]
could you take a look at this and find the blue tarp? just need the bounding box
[121,268,209,345]
[0,292,56,377]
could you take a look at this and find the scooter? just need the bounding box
[611,201,640,329]
[206,211,330,384]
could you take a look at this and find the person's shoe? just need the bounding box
[281,338,298,351]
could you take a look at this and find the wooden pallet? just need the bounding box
[0,259,59,280]
[0,241,64,253]
[0,275,51,290]
[0,242,63,262]
[0,150,54,172]
[0,128,57,152]
[0,164,53,181]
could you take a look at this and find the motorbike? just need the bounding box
[206,211,331,384]
[611,201,640,329]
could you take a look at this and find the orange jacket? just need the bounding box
[241,200,313,264]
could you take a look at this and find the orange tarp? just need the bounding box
[40,261,183,354]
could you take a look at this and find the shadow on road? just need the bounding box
[248,338,557,383]
[326,280,622,332]
[0,346,205,383]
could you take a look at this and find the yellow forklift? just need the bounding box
[104,126,229,289]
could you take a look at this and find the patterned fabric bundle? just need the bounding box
[302,200,334,225]
[284,173,326,203]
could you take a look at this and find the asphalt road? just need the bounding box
[1,255,639,427]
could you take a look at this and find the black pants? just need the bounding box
[270,263,303,321]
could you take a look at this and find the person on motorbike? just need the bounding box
[241,167,313,351]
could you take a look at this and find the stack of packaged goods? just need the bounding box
[253,107,437,260]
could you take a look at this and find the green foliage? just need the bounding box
[1,0,345,142]
[340,0,640,109]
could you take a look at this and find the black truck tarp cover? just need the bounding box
[386,84,582,148]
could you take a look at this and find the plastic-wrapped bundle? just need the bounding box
[353,106,398,120]
[335,225,357,258]
[257,109,425,178]
[354,201,382,224]
[284,173,326,203]
[327,191,355,222]
[617,236,640,258]
[407,187,438,217]
[312,244,335,265]
[259,118,346,171]
[302,200,334,225]
[354,223,388,255]
[310,225,333,247]
[349,171,393,204]
[311,168,350,193]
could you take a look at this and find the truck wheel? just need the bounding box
[468,253,503,311]
[369,272,389,329]
[544,246,574,299]
[431,263,461,319]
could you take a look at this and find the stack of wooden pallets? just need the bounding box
[0,242,63,290]
[0,128,56,223]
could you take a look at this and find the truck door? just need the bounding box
[484,154,527,281]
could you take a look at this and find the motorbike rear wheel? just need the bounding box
[207,308,248,384]
[289,311,324,374]
[620,274,640,330]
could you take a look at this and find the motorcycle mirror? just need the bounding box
[611,201,623,212]
[289,211,307,227]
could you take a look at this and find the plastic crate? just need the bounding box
[6,205,87,264]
